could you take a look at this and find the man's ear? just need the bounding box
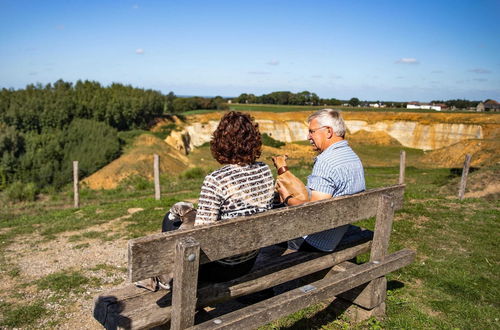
[327,126,334,139]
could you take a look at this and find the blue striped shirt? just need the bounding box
[305,140,365,251]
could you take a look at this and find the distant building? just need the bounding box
[477,99,500,112]
[406,102,441,111]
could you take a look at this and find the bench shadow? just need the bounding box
[93,296,131,330]
[387,279,405,291]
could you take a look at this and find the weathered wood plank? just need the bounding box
[154,154,161,200]
[370,194,395,262]
[458,154,472,200]
[190,249,415,330]
[338,277,387,309]
[94,235,372,329]
[171,237,200,330]
[129,185,405,281]
[399,150,406,184]
[197,240,372,306]
[341,194,396,310]
[331,262,387,309]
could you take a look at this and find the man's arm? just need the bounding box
[277,181,332,206]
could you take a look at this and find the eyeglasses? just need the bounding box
[308,126,328,135]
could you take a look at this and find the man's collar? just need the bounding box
[323,139,347,152]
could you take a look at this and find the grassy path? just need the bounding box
[0,157,498,328]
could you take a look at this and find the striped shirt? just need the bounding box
[305,140,365,251]
[195,162,275,265]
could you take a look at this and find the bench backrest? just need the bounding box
[128,184,405,282]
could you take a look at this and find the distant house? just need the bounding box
[477,99,500,112]
[406,102,442,111]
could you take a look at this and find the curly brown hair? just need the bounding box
[211,111,262,165]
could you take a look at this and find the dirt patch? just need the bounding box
[348,130,401,146]
[440,167,500,200]
[421,139,500,168]
[82,134,189,189]
[1,210,143,329]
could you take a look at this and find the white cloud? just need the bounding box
[431,70,444,74]
[469,68,491,74]
[395,58,419,64]
[132,4,139,9]
[267,60,279,66]
[473,78,488,82]
[135,48,144,55]
[311,75,323,78]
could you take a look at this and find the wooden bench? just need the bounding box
[93,184,415,329]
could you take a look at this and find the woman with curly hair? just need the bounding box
[195,111,274,226]
[137,111,274,291]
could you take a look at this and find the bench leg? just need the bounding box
[335,195,395,321]
[171,237,200,330]
[332,298,386,322]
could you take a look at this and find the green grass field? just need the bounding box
[0,143,498,329]
[229,104,480,114]
[181,103,483,116]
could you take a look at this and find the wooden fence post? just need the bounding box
[154,154,160,200]
[399,150,406,184]
[171,237,200,330]
[73,161,79,208]
[458,154,472,200]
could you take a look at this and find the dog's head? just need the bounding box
[272,155,288,169]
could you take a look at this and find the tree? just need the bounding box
[348,97,360,107]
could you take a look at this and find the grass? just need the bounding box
[0,301,49,328]
[36,271,99,293]
[0,142,498,329]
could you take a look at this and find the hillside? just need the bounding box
[82,134,189,189]
[82,111,499,190]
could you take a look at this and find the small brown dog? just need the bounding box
[272,155,308,202]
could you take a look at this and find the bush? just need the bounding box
[5,181,38,202]
[261,133,285,148]
[118,175,153,191]
[180,167,205,179]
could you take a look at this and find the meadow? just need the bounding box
[0,141,498,329]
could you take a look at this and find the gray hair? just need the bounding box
[307,109,346,138]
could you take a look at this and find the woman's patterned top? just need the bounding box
[195,162,275,266]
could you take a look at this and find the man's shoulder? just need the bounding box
[317,142,360,166]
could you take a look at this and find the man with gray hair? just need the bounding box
[277,108,365,252]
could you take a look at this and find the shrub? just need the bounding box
[261,133,285,148]
[180,167,205,179]
[5,181,38,202]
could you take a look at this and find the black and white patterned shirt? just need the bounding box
[195,162,275,266]
[195,162,275,225]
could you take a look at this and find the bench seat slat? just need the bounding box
[94,229,373,329]
[190,249,416,330]
[129,185,404,282]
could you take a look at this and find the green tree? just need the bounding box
[348,97,360,107]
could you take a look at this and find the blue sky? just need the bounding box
[1,0,499,101]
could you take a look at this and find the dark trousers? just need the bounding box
[287,237,324,252]
[161,212,257,283]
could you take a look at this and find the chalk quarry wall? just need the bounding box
[166,111,497,153]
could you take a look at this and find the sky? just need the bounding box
[1,0,499,102]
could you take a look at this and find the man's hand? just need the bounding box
[276,179,291,202]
